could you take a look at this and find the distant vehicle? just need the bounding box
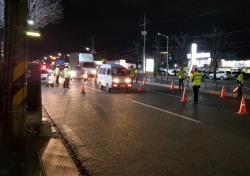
[208,71,233,80]
[97,64,132,92]
[69,65,87,81]
[68,52,97,77]
[159,67,178,75]
[41,69,54,87]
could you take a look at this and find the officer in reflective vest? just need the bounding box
[134,67,138,83]
[177,68,185,90]
[236,69,244,100]
[63,66,70,89]
[190,67,202,104]
[129,65,135,82]
[55,65,60,84]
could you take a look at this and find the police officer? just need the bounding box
[177,68,185,90]
[134,67,138,83]
[63,66,70,89]
[129,65,135,82]
[190,67,202,104]
[55,65,60,84]
[236,69,244,100]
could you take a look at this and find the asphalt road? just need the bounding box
[42,78,250,176]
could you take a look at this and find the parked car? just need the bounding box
[41,69,54,87]
[208,71,233,80]
[159,67,178,76]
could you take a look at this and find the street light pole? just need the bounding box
[157,33,169,84]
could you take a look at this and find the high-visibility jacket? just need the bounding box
[134,69,138,74]
[237,72,244,84]
[64,68,70,78]
[55,67,60,76]
[129,67,135,77]
[178,70,185,79]
[190,71,202,86]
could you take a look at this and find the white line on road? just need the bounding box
[85,86,102,92]
[133,100,202,124]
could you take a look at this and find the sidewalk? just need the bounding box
[36,106,80,176]
[0,107,80,176]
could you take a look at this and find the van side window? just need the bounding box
[101,68,106,75]
[107,69,111,75]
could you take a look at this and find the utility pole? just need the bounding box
[140,14,148,74]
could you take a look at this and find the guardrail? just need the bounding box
[136,74,250,96]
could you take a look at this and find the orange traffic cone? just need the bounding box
[93,76,97,82]
[171,80,175,90]
[236,96,248,115]
[220,86,226,98]
[80,83,85,93]
[181,88,188,102]
[138,82,143,92]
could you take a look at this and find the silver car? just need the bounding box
[41,69,54,87]
[69,65,87,80]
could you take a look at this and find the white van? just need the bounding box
[97,64,132,92]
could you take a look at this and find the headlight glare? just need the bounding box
[113,78,119,83]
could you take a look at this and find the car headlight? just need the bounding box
[92,70,97,74]
[70,71,76,76]
[113,78,119,83]
[49,75,54,80]
[125,78,132,83]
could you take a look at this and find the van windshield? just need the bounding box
[112,67,128,76]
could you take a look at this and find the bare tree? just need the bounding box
[0,0,63,30]
[27,0,63,30]
[171,32,190,67]
[204,27,229,82]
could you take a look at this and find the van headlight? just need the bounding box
[125,78,131,83]
[113,78,119,83]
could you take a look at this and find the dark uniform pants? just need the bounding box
[193,85,200,103]
[64,77,70,88]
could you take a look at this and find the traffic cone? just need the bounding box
[181,88,188,102]
[220,86,226,98]
[236,96,248,115]
[80,83,85,93]
[93,76,97,82]
[171,80,175,90]
[138,82,143,92]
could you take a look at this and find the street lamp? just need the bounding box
[157,33,169,84]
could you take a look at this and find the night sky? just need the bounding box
[28,0,250,60]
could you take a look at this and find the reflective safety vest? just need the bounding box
[129,67,135,77]
[237,72,244,84]
[64,68,70,78]
[191,71,202,86]
[55,67,60,76]
[178,70,185,79]
[134,69,138,74]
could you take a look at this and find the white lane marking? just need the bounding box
[85,85,102,92]
[133,100,202,124]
